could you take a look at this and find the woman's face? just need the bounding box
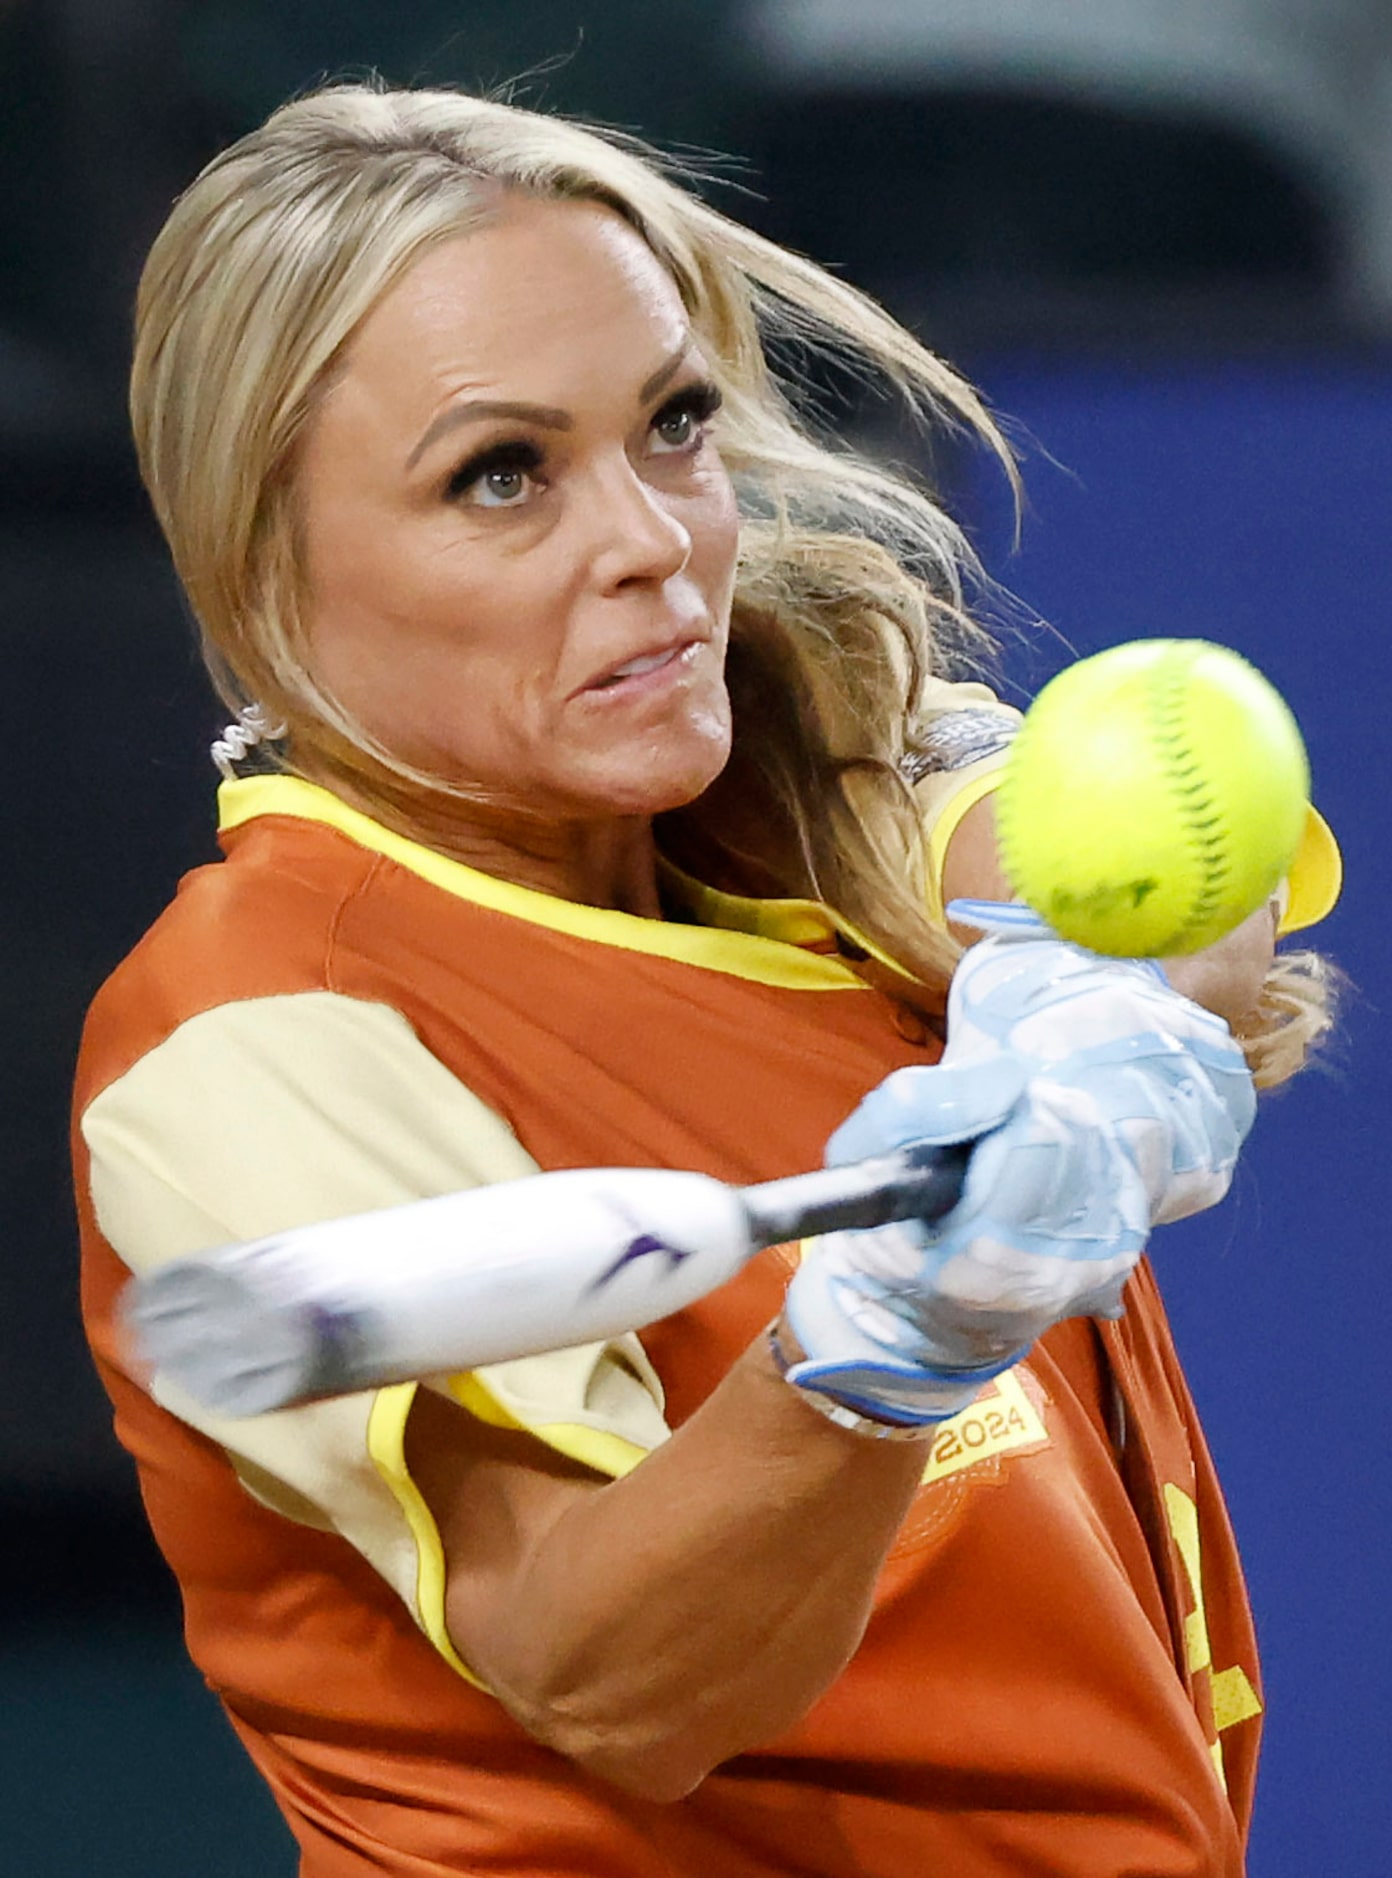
[296,196,740,823]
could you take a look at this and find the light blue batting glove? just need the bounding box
[782,908,1256,1426]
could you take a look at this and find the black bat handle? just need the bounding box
[738,1140,973,1248]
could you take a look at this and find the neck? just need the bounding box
[315,770,666,917]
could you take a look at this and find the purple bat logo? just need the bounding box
[591,1231,694,1291]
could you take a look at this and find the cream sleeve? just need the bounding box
[909,676,1023,921]
[82,991,670,1681]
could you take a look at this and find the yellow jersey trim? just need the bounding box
[365,1384,482,1687]
[1211,1663,1263,1732]
[365,1370,652,1691]
[1163,1483,1213,1675]
[924,768,1003,924]
[658,858,922,983]
[446,1373,650,1480]
[218,775,870,992]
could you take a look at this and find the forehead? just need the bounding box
[338,196,691,407]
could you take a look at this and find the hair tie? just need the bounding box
[210,703,286,780]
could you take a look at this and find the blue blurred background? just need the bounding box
[2,3,1387,1871]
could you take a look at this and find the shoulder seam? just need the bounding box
[322,850,390,995]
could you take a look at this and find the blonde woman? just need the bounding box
[76,83,1337,1877]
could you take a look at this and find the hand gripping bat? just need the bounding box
[122,1143,970,1418]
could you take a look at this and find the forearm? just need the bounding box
[943,792,1278,1028]
[416,1329,924,1799]
[1160,898,1279,1028]
[416,801,1265,1799]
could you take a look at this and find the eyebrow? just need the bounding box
[405,338,697,472]
[406,399,572,471]
[638,340,694,403]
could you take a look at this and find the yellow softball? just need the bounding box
[996,639,1310,956]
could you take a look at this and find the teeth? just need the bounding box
[606,648,675,682]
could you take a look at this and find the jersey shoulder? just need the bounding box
[78,813,382,1105]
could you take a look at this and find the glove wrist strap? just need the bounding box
[768,1319,938,1442]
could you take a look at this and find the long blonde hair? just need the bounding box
[131,80,1329,1078]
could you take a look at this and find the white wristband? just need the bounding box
[767,1321,935,1443]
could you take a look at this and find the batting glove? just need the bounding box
[782,907,1257,1426]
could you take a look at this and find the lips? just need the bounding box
[595,647,682,685]
[579,637,700,694]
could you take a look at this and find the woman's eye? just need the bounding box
[649,383,723,456]
[446,444,543,508]
[476,466,530,507]
[653,407,698,450]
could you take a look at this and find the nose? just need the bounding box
[584,456,692,592]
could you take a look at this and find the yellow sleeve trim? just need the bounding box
[924,768,1004,924]
[446,1372,651,1480]
[365,1383,482,1688]
[446,1370,527,1432]
[365,1356,660,1686]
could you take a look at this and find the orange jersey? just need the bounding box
[76,779,1261,1876]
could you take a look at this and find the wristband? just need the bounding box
[767,1320,935,1443]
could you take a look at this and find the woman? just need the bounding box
[76,83,1337,1876]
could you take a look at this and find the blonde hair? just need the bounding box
[131,80,1330,1079]
[1235,949,1340,1091]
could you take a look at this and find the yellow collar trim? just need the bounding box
[657,859,920,984]
[217,775,870,992]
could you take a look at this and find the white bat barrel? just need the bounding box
[125,1168,756,1416]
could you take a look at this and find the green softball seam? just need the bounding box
[1147,645,1232,954]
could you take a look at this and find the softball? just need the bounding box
[997,639,1310,956]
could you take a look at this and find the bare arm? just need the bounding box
[408,791,1270,1801]
[940,793,1279,1027]
[406,1339,924,1801]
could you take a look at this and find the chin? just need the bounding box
[592,761,727,820]
[585,728,732,820]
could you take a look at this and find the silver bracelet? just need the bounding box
[766,1322,936,1444]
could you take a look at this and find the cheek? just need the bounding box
[691,472,741,618]
[307,525,515,681]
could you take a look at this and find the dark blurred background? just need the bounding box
[3,2,1387,1871]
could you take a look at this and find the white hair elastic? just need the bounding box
[210,704,286,781]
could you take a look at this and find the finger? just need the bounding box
[825,1058,1027,1168]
